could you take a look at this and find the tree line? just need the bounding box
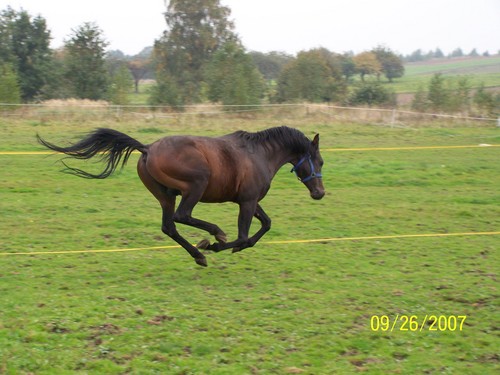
[0,2,404,109]
[0,1,496,114]
[0,6,147,105]
[404,47,496,63]
[411,74,498,117]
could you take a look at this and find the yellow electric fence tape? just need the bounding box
[0,144,499,155]
[1,231,498,256]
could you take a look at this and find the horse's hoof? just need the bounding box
[215,233,227,243]
[196,239,211,250]
[195,257,208,267]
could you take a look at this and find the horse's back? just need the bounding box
[143,134,255,202]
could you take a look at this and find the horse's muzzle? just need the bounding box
[311,189,325,200]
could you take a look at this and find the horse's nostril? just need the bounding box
[311,190,325,200]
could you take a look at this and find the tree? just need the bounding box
[353,51,382,81]
[0,64,21,105]
[147,72,182,109]
[127,59,151,93]
[450,48,464,58]
[277,50,330,103]
[473,83,496,116]
[427,73,448,112]
[468,48,479,57]
[249,51,293,81]
[205,42,264,109]
[153,0,239,103]
[448,77,471,113]
[434,48,444,58]
[0,7,52,101]
[340,53,356,81]
[64,22,109,100]
[372,46,404,82]
[411,85,428,112]
[39,47,69,99]
[108,64,133,105]
[407,49,424,62]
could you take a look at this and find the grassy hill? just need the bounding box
[390,55,500,94]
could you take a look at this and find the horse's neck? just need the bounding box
[264,145,298,175]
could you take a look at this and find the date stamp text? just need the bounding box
[370,315,467,332]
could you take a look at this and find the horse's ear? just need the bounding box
[312,134,320,148]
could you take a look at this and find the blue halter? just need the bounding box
[291,154,322,183]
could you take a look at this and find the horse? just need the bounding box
[37,126,325,267]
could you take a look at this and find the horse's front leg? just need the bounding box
[233,204,271,253]
[205,201,257,252]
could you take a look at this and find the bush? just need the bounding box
[348,81,395,107]
[474,84,498,117]
[147,73,183,110]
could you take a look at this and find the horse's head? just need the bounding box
[291,134,325,200]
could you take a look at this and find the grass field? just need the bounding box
[0,114,499,374]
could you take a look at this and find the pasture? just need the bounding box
[0,112,499,374]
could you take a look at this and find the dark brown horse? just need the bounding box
[38,126,325,267]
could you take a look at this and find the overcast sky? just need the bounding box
[4,0,500,56]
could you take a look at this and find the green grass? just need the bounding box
[1,117,499,374]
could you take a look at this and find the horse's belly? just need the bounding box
[200,180,239,203]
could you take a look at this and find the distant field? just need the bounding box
[405,56,500,76]
[390,55,500,94]
[1,114,499,374]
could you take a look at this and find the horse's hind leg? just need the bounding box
[137,157,207,267]
[173,185,227,246]
[160,199,208,267]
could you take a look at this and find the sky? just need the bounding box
[4,0,500,56]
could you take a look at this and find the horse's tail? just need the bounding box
[37,128,148,179]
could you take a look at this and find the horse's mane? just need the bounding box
[234,126,310,154]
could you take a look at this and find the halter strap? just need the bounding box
[290,154,322,183]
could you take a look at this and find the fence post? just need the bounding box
[497,117,500,127]
[391,109,396,128]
